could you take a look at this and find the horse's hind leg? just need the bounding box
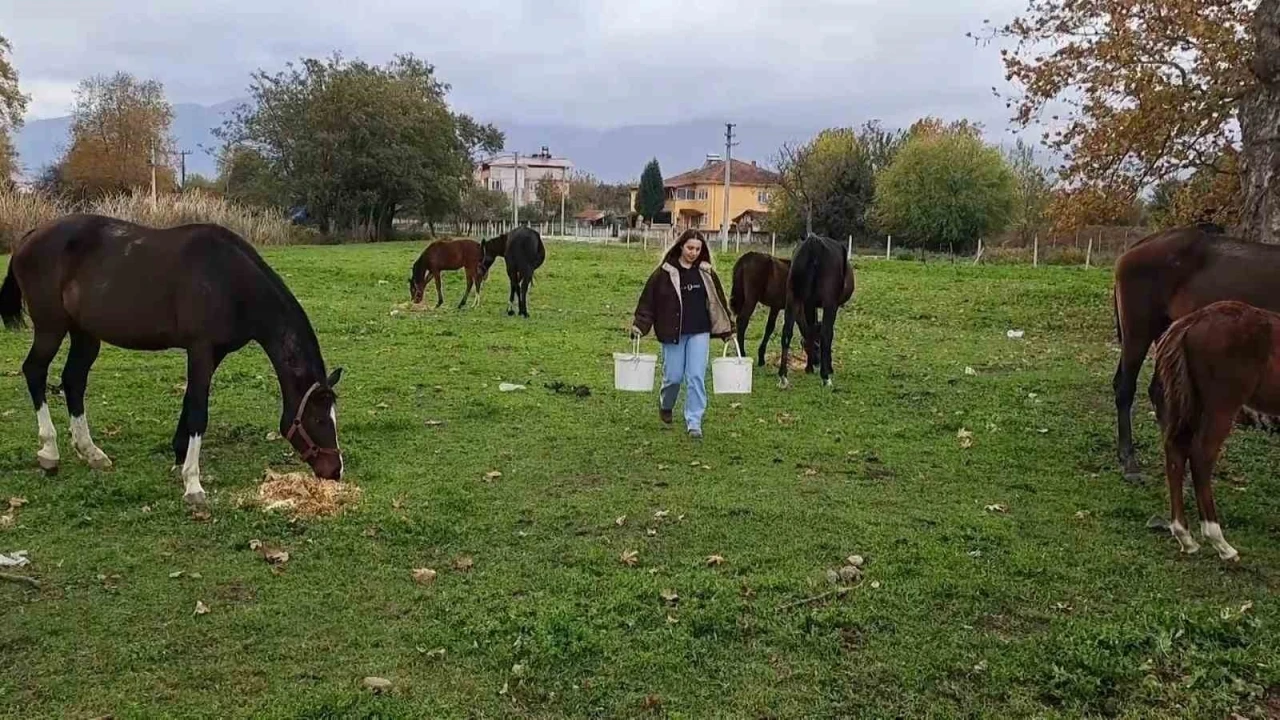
[735,297,756,362]
[23,330,66,473]
[758,307,780,368]
[518,274,532,318]
[1190,410,1240,561]
[819,305,838,386]
[458,274,474,310]
[1114,318,1162,482]
[507,272,518,316]
[803,303,818,374]
[62,330,111,470]
[778,303,797,389]
[1163,437,1198,555]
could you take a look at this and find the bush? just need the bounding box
[0,189,63,252]
[1,187,307,253]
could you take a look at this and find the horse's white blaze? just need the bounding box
[1170,520,1200,554]
[69,414,110,466]
[182,434,205,499]
[1202,521,1239,561]
[329,405,343,478]
[36,403,59,463]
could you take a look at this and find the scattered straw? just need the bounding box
[238,470,362,519]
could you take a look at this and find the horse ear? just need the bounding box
[327,367,343,387]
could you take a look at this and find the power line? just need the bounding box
[720,123,738,251]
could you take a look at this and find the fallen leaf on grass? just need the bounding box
[424,420,445,427]
[730,402,742,409]
[453,556,474,572]
[706,554,726,567]
[984,504,1009,514]
[646,528,657,537]
[957,428,974,449]
[168,571,184,579]
[412,568,437,585]
[1073,510,1091,520]
[614,515,626,527]
[8,497,27,510]
[362,676,393,693]
[194,601,210,615]
[483,470,502,482]
[653,510,669,520]
[660,588,679,605]
[620,550,639,566]
[964,366,977,376]
[0,514,12,530]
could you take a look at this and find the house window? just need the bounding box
[697,189,708,200]
[757,190,770,204]
[491,179,503,192]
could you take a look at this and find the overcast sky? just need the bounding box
[4,0,1031,135]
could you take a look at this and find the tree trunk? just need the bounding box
[1240,0,1280,242]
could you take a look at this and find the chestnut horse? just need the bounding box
[409,238,485,309]
[778,233,855,388]
[1112,222,1280,481]
[1150,300,1280,561]
[0,214,344,508]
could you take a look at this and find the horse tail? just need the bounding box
[0,261,24,330]
[1153,316,1197,444]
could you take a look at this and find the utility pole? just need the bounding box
[512,151,520,228]
[560,165,567,237]
[176,149,191,189]
[720,122,737,252]
[150,141,157,206]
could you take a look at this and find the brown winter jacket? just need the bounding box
[632,234,734,344]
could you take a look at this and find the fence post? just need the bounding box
[974,238,983,265]
[848,235,853,257]
[771,232,776,255]
[1033,234,1039,267]
[1086,236,1093,269]
[886,234,892,259]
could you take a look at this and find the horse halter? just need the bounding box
[284,381,340,463]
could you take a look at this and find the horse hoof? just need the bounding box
[38,455,59,474]
[507,310,515,316]
[778,377,790,389]
[1122,471,1144,484]
[183,491,207,508]
[1221,549,1241,563]
[88,455,113,471]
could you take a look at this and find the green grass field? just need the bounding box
[2,241,1279,719]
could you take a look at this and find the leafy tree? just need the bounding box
[980,0,1280,237]
[181,173,220,195]
[217,53,501,239]
[873,130,1016,252]
[60,72,176,198]
[455,184,510,224]
[636,159,665,224]
[1005,138,1055,244]
[0,34,28,184]
[534,175,564,220]
[770,127,874,240]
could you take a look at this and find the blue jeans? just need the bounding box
[660,332,710,431]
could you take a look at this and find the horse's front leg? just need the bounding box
[23,330,67,473]
[778,303,797,389]
[178,346,217,508]
[507,272,518,316]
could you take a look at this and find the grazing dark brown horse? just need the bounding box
[1150,300,1280,561]
[730,251,796,367]
[778,233,855,388]
[0,214,344,508]
[1112,222,1280,481]
[480,226,546,318]
[409,238,486,309]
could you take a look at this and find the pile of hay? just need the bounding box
[238,470,362,519]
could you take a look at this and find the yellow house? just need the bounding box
[630,158,780,232]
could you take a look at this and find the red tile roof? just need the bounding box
[664,159,780,188]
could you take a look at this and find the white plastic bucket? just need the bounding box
[614,336,657,392]
[712,339,753,394]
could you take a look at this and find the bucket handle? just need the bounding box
[722,337,744,358]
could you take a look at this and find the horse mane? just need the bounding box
[1153,314,1198,444]
[206,224,327,376]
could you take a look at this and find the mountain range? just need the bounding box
[14,98,824,185]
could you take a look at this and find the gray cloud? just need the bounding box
[5,0,1029,135]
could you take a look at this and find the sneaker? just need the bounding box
[688,427,702,439]
[659,408,673,425]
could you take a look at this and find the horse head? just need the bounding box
[283,367,344,480]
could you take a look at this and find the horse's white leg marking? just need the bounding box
[1170,519,1200,554]
[330,406,343,479]
[70,414,112,470]
[181,434,207,506]
[35,403,59,469]
[1201,521,1239,562]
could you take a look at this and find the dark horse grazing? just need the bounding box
[1112,222,1280,481]
[1149,300,1280,561]
[409,238,485,309]
[0,214,344,507]
[778,233,854,388]
[730,251,794,367]
[479,226,546,318]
